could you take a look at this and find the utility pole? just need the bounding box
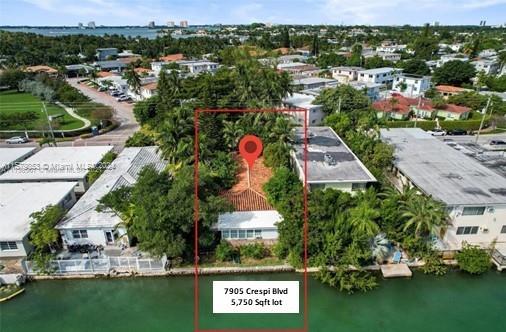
[337,96,342,114]
[42,102,57,146]
[475,95,492,144]
[414,96,421,128]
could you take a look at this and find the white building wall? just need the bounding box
[0,236,30,258]
[444,205,506,250]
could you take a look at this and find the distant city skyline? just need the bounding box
[0,0,505,26]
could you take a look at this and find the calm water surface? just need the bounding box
[0,271,504,332]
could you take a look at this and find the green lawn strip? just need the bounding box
[0,90,85,130]
[197,256,286,268]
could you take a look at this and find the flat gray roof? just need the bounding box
[380,128,506,206]
[57,147,167,230]
[0,146,113,182]
[293,127,376,183]
[0,147,35,174]
[0,182,76,241]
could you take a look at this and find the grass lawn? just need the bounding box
[0,90,85,131]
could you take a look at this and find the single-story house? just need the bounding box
[56,147,167,248]
[0,146,113,194]
[292,77,338,90]
[0,182,77,258]
[214,156,281,243]
[159,53,184,62]
[24,65,58,76]
[436,85,469,99]
[373,94,471,121]
[94,60,126,72]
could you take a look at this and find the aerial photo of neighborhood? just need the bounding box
[0,0,505,331]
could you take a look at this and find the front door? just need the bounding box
[105,231,114,244]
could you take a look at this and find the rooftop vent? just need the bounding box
[324,153,337,166]
[443,173,463,180]
[489,188,506,196]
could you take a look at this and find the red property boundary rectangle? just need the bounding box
[194,108,309,332]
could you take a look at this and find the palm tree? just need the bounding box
[349,202,380,238]
[498,51,506,75]
[269,116,296,147]
[222,120,244,150]
[401,196,447,237]
[124,66,141,95]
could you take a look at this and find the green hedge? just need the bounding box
[383,118,489,131]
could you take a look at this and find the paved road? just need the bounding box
[1,79,140,151]
[66,78,139,149]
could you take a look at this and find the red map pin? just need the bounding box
[239,135,263,168]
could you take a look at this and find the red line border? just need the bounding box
[194,108,309,332]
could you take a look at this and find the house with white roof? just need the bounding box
[283,92,325,126]
[357,67,401,85]
[292,77,337,90]
[291,127,376,192]
[56,147,166,248]
[436,54,469,68]
[380,128,506,251]
[0,147,36,174]
[472,59,500,75]
[331,66,363,83]
[392,73,432,97]
[0,146,113,194]
[176,60,218,74]
[0,182,77,258]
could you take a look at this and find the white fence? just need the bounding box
[24,256,166,275]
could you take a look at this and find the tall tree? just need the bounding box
[432,60,476,87]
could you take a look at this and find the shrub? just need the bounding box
[240,243,268,259]
[421,252,447,276]
[456,244,491,275]
[384,118,489,132]
[125,131,156,147]
[215,241,238,262]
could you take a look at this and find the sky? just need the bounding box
[0,0,505,26]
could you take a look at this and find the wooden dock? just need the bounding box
[381,264,412,278]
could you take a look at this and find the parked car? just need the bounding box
[427,129,447,136]
[447,129,467,136]
[490,139,506,146]
[118,96,131,102]
[6,136,29,144]
[98,87,107,92]
[110,91,121,96]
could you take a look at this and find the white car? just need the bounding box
[6,136,29,144]
[427,129,446,136]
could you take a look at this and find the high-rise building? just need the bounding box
[148,21,155,28]
[167,21,175,27]
[180,20,188,28]
[78,22,84,29]
[88,21,96,29]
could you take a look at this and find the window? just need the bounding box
[238,230,246,239]
[456,226,479,235]
[72,230,88,239]
[222,230,230,239]
[0,241,18,251]
[247,230,254,238]
[462,207,486,216]
[352,182,366,191]
[230,230,238,238]
[501,225,506,234]
[255,230,262,238]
